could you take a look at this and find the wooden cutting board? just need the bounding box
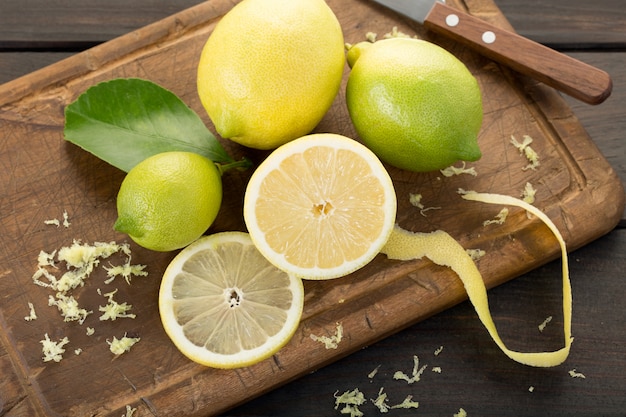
[1,0,623,415]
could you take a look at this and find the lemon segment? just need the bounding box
[159,232,304,369]
[244,133,397,280]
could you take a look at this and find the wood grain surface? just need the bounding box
[1,0,624,416]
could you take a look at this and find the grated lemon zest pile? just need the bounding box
[41,333,70,363]
[33,232,147,363]
[310,322,343,349]
[568,369,586,379]
[382,191,573,367]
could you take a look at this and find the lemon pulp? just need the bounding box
[243,133,397,280]
[159,232,304,369]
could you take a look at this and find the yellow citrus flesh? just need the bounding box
[159,232,304,369]
[346,38,483,172]
[197,0,345,150]
[243,133,397,280]
[114,151,222,252]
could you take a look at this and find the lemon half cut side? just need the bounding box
[244,133,398,280]
[159,232,304,369]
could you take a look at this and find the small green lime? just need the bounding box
[114,151,222,252]
[346,38,483,172]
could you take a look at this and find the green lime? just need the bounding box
[114,151,222,252]
[346,38,483,172]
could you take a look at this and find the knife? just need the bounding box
[371,0,612,105]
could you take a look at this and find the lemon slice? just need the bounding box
[158,232,304,369]
[244,133,397,280]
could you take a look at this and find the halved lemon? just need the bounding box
[158,232,304,369]
[243,133,397,280]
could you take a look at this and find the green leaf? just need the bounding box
[64,78,233,172]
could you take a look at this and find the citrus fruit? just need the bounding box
[197,0,345,150]
[243,133,397,280]
[159,231,304,369]
[345,38,483,172]
[114,151,222,252]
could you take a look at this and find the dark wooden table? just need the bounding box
[1,1,624,416]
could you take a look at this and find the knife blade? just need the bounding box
[371,0,612,105]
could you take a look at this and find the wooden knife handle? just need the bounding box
[423,2,612,105]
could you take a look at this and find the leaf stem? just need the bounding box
[216,157,253,175]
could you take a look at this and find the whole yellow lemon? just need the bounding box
[197,0,345,150]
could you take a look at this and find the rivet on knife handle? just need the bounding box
[423,2,613,105]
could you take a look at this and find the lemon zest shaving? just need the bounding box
[393,354,427,384]
[568,369,586,379]
[522,182,537,204]
[334,388,365,417]
[310,322,343,349]
[98,289,136,321]
[381,191,572,367]
[62,210,71,228]
[441,161,478,177]
[371,387,391,412]
[383,26,418,39]
[107,334,140,356]
[48,293,92,324]
[121,405,137,417]
[390,395,419,409]
[368,364,381,379]
[511,135,540,171]
[41,333,69,363]
[24,302,37,321]
[409,193,441,216]
[454,408,468,417]
[538,316,553,332]
[483,208,509,226]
